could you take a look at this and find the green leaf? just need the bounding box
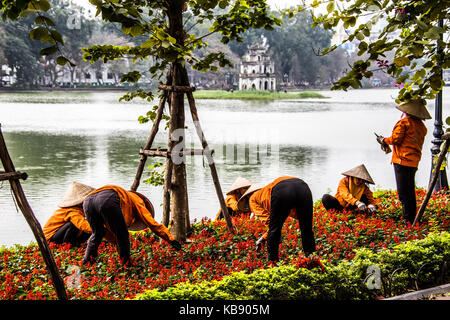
[34,15,55,26]
[130,24,144,37]
[20,8,39,17]
[50,30,64,45]
[56,56,69,66]
[327,1,335,13]
[168,35,177,45]
[423,61,434,69]
[355,32,365,41]
[39,45,58,56]
[141,38,157,48]
[424,26,443,40]
[29,26,48,40]
[38,0,51,12]
[416,20,428,31]
[161,40,171,48]
[393,57,410,67]
[429,75,443,90]
[89,0,103,6]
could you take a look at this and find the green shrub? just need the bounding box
[135,232,450,300]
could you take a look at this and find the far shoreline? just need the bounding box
[193,89,327,100]
[0,87,328,100]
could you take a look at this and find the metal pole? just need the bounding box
[430,19,448,191]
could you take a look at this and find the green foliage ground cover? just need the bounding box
[135,231,450,300]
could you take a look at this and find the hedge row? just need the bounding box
[135,232,450,300]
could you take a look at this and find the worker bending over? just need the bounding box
[238,177,316,262]
[82,185,182,266]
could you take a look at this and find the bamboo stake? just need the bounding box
[158,84,195,92]
[140,148,206,157]
[130,91,168,191]
[162,157,173,227]
[0,124,68,300]
[0,171,28,181]
[413,133,450,226]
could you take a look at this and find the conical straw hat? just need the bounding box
[396,99,431,120]
[341,164,374,184]
[226,176,252,195]
[58,182,96,208]
[237,183,265,212]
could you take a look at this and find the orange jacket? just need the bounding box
[88,185,175,243]
[334,177,376,208]
[384,116,427,168]
[43,206,92,241]
[249,176,298,239]
[215,193,250,220]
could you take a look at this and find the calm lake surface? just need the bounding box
[1,88,448,247]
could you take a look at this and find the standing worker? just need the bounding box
[322,164,378,213]
[43,182,95,246]
[215,176,252,220]
[81,184,182,266]
[237,177,316,262]
[376,99,431,224]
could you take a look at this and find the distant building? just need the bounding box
[0,65,15,86]
[239,36,276,91]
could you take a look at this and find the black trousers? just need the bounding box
[268,178,315,261]
[394,163,418,224]
[322,194,369,212]
[49,221,90,246]
[82,189,130,263]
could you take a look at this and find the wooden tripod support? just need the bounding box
[0,124,68,300]
[413,133,450,226]
[130,73,235,234]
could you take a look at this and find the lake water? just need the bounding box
[0,88,448,247]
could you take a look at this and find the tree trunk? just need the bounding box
[167,1,190,241]
[168,64,189,242]
[70,67,76,87]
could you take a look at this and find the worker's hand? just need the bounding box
[119,256,136,267]
[170,239,182,251]
[82,256,95,266]
[376,135,385,144]
[356,201,367,211]
[255,236,266,251]
[82,251,97,265]
[381,143,392,154]
[368,204,377,214]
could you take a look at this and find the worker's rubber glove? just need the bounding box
[368,204,377,213]
[255,236,266,251]
[170,239,182,251]
[376,135,385,144]
[356,201,367,211]
[82,251,97,265]
[119,256,135,267]
[376,135,392,154]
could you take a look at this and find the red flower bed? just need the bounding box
[0,189,448,300]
